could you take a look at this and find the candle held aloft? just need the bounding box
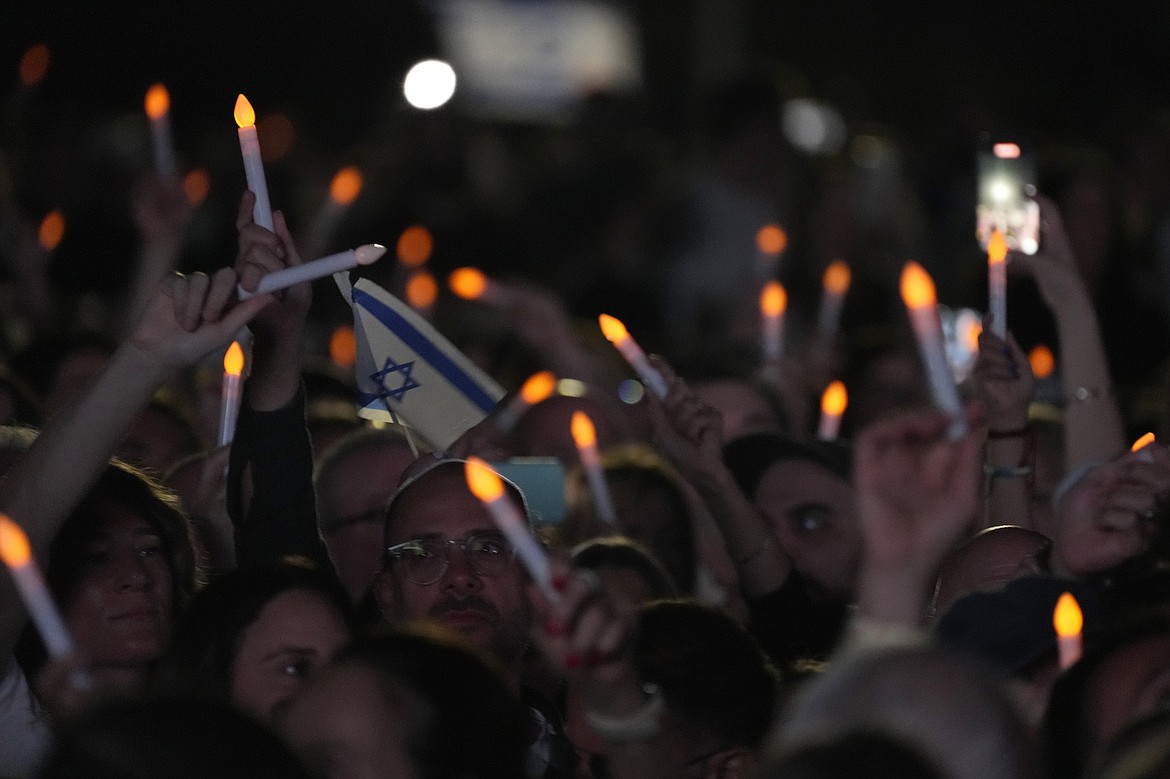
[817,381,847,441]
[217,341,245,448]
[144,83,176,179]
[900,261,966,440]
[0,515,77,659]
[234,94,273,230]
[1132,432,1156,464]
[598,314,669,399]
[495,371,557,432]
[238,244,387,300]
[1053,591,1083,670]
[571,411,617,525]
[816,260,851,340]
[987,229,1008,338]
[759,281,787,363]
[464,458,557,601]
[448,267,510,306]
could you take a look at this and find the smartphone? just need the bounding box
[491,458,567,526]
[976,138,1040,254]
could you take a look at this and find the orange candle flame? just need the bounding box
[406,271,438,309]
[598,314,630,344]
[1131,432,1156,452]
[144,83,170,119]
[329,325,356,369]
[397,225,433,267]
[1053,592,1083,638]
[823,260,851,295]
[0,515,31,567]
[964,319,983,353]
[330,166,363,206]
[571,411,597,449]
[520,371,557,405]
[760,280,787,317]
[38,210,65,251]
[900,261,937,309]
[183,169,211,205]
[988,229,1008,265]
[19,44,50,88]
[821,381,848,416]
[223,342,244,376]
[449,267,487,300]
[465,456,504,502]
[756,224,787,255]
[1028,344,1054,379]
[234,94,256,128]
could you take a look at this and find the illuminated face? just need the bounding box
[64,506,174,671]
[230,589,352,722]
[753,459,860,597]
[374,466,531,670]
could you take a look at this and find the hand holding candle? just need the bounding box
[987,229,1008,338]
[817,380,847,441]
[464,457,557,601]
[816,260,851,341]
[759,280,787,363]
[495,371,557,432]
[901,261,966,439]
[217,341,245,447]
[234,94,273,231]
[1053,591,1083,670]
[598,314,669,399]
[238,244,386,300]
[571,411,617,525]
[0,515,78,659]
[144,83,176,179]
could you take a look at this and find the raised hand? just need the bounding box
[971,329,1034,434]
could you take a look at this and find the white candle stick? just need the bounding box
[598,314,669,399]
[816,260,851,341]
[144,83,176,179]
[234,94,273,231]
[464,458,558,602]
[310,166,363,249]
[237,244,386,300]
[448,267,512,307]
[900,262,966,440]
[1053,591,1083,671]
[217,341,245,447]
[759,280,786,363]
[495,371,557,433]
[571,412,617,525]
[817,381,847,441]
[0,515,77,659]
[987,230,1008,339]
[755,224,787,276]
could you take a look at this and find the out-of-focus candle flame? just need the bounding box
[183,169,211,205]
[145,83,170,120]
[520,372,557,405]
[465,456,504,502]
[19,44,50,88]
[571,411,597,449]
[1028,344,1054,379]
[900,261,937,309]
[964,318,983,353]
[0,515,31,567]
[988,229,1008,265]
[1132,432,1156,452]
[397,226,433,267]
[821,381,847,416]
[234,94,256,128]
[330,166,363,206]
[38,210,65,251]
[756,224,787,255]
[598,314,629,343]
[330,325,356,370]
[760,281,787,317]
[823,260,851,294]
[449,267,487,300]
[406,271,438,309]
[223,342,245,376]
[1053,592,1083,638]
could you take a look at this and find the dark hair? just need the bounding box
[17,460,200,676]
[331,627,530,779]
[636,600,780,753]
[152,559,354,703]
[761,731,946,779]
[37,695,313,779]
[570,536,679,600]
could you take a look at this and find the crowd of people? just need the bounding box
[2,54,1170,779]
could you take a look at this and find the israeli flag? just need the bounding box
[336,274,505,448]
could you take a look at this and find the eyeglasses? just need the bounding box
[384,532,514,585]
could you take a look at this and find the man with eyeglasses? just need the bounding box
[373,457,576,779]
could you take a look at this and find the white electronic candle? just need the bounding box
[816,260,851,341]
[900,261,966,440]
[987,230,1008,339]
[234,94,273,231]
[448,267,512,307]
[759,280,786,363]
[0,515,76,659]
[464,458,558,602]
[598,314,669,399]
[217,341,245,448]
[817,380,847,441]
[571,412,617,525]
[237,244,387,300]
[1053,592,1083,671]
[495,371,557,433]
[144,83,176,179]
[310,166,363,249]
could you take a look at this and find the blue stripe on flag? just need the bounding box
[353,287,498,414]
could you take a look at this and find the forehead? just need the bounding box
[386,467,500,543]
[755,459,854,506]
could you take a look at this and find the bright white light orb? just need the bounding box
[403,60,457,110]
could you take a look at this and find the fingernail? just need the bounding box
[564,653,581,669]
[544,619,563,637]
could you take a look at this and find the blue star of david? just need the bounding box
[370,355,420,403]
